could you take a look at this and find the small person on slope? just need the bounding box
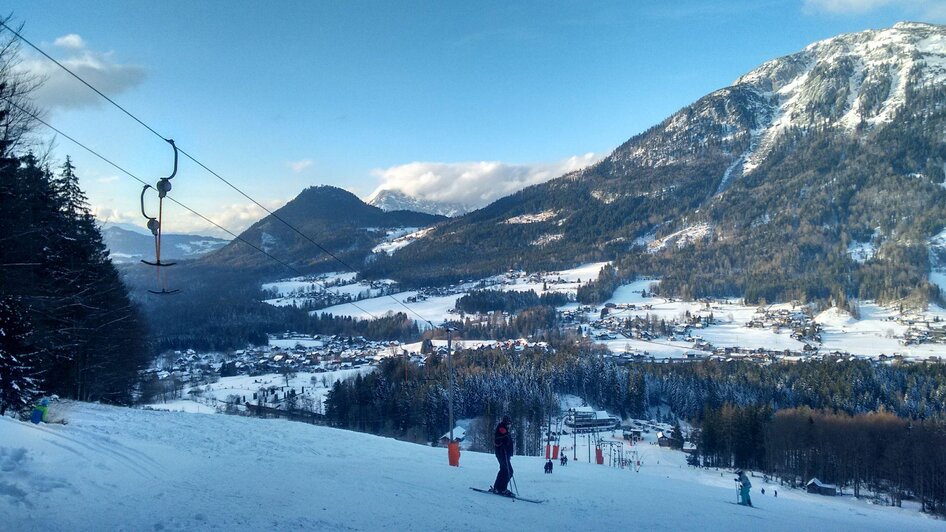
[736,470,753,507]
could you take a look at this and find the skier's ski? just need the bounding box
[470,487,544,503]
[726,502,760,510]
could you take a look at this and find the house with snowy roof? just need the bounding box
[439,426,466,445]
[806,478,837,496]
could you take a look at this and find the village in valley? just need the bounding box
[146,261,946,423]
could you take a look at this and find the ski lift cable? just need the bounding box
[3,98,387,319]
[0,21,437,328]
[5,100,298,275]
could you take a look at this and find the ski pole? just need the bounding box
[508,456,519,496]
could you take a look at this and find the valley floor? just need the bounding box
[266,264,946,361]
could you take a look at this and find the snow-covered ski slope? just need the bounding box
[3,403,941,531]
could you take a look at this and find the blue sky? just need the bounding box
[8,0,946,235]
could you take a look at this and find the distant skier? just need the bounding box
[544,459,553,474]
[735,470,753,507]
[560,454,567,467]
[490,415,515,496]
[30,398,48,424]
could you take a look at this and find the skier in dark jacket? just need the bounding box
[491,415,515,496]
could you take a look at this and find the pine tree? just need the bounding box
[55,156,88,220]
[0,296,40,416]
[670,418,684,450]
[1,153,150,404]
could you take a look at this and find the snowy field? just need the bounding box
[262,273,398,308]
[577,280,946,359]
[816,305,946,358]
[317,262,609,325]
[147,369,373,414]
[395,339,501,354]
[371,227,430,255]
[262,265,946,359]
[267,337,325,349]
[319,289,465,326]
[262,272,357,295]
[572,280,807,358]
[494,261,609,295]
[3,402,943,531]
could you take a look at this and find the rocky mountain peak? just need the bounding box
[733,22,946,172]
[366,189,472,217]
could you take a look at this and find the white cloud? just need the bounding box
[167,199,286,237]
[803,0,891,13]
[94,198,285,238]
[803,0,946,19]
[53,34,86,49]
[17,42,145,110]
[91,205,140,225]
[95,175,120,184]
[367,153,602,210]
[287,159,313,173]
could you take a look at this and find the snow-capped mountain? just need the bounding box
[364,22,946,302]
[367,188,472,217]
[611,21,946,185]
[736,21,946,175]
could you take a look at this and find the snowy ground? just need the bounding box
[262,272,357,295]
[3,402,942,531]
[317,262,609,325]
[267,337,325,349]
[581,280,946,360]
[262,273,396,309]
[813,304,946,358]
[371,227,430,255]
[395,339,501,354]
[568,280,807,358]
[147,369,374,414]
[262,265,946,359]
[495,261,608,295]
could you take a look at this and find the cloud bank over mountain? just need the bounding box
[367,153,601,210]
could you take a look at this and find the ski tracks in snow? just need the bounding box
[0,408,169,511]
[25,421,161,480]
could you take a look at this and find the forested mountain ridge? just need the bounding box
[363,22,946,304]
[201,185,445,273]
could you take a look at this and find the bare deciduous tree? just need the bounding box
[0,15,43,159]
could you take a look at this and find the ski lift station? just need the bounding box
[564,407,620,433]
